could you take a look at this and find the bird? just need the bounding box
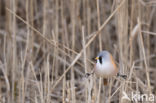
[94,50,119,85]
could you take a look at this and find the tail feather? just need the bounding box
[103,78,107,85]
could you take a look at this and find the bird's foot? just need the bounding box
[85,72,93,78]
[117,73,127,79]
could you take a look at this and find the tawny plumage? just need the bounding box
[94,51,119,85]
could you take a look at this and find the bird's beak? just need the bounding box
[95,57,99,60]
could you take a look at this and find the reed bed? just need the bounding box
[0,0,156,103]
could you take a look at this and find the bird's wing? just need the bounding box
[110,55,118,70]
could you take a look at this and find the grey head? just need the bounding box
[96,50,110,64]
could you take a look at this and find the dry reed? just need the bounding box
[0,0,156,103]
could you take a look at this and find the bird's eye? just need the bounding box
[99,56,102,64]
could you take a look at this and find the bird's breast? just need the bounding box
[95,62,117,78]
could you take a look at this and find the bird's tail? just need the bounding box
[103,78,107,85]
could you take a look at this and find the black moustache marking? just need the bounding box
[99,56,102,64]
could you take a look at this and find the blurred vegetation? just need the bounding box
[0,0,156,103]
